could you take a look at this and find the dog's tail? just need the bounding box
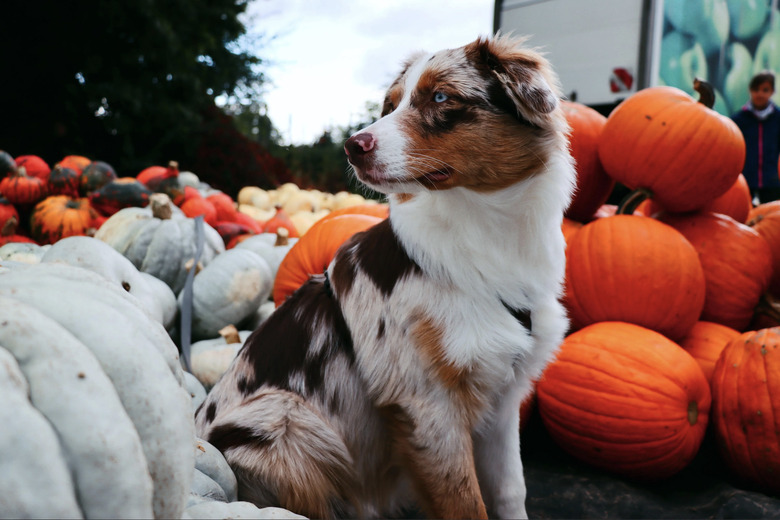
[205,389,359,519]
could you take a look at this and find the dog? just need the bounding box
[194,34,575,519]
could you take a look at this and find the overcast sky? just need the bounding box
[242,0,496,145]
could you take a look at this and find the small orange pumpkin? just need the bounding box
[180,197,218,227]
[660,211,773,330]
[598,81,744,212]
[263,206,299,238]
[14,155,50,181]
[0,167,48,205]
[560,101,614,222]
[700,173,752,224]
[564,214,705,340]
[678,321,741,384]
[30,195,101,244]
[58,155,91,175]
[537,321,711,480]
[206,192,239,222]
[711,327,780,494]
[273,214,382,306]
[0,198,19,236]
[137,160,179,193]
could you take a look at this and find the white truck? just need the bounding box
[494,0,780,116]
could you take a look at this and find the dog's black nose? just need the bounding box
[344,133,376,168]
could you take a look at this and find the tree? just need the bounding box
[0,0,283,193]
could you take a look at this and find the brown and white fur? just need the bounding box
[195,35,574,519]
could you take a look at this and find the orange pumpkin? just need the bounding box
[537,321,711,480]
[263,206,299,238]
[0,198,19,236]
[560,101,614,222]
[564,215,705,340]
[660,211,773,331]
[137,160,179,193]
[711,327,780,494]
[206,192,239,222]
[14,155,50,181]
[30,195,101,244]
[180,197,218,226]
[561,217,582,246]
[0,167,48,205]
[678,321,741,384]
[273,214,382,306]
[598,81,744,213]
[700,173,752,224]
[58,155,91,175]
[748,208,780,296]
[748,200,780,223]
[317,203,389,224]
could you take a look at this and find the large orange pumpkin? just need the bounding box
[711,327,780,494]
[660,211,773,331]
[273,214,382,306]
[537,321,710,480]
[598,82,744,213]
[560,101,614,222]
[748,208,780,296]
[564,214,705,340]
[30,195,102,244]
[678,321,741,384]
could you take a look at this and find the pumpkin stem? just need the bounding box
[275,226,290,246]
[219,324,241,344]
[616,188,652,215]
[150,193,174,220]
[1,215,17,236]
[693,78,715,109]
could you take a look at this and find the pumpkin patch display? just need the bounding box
[537,321,711,480]
[560,100,614,222]
[659,211,773,331]
[29,195,102,245]
[564,214,705,340]
[598,81,744,213]
[273,213,383,306]
[711,327,780,495]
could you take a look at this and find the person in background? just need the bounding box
[731,70,780,205]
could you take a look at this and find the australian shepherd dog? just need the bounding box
[195,34,575,519]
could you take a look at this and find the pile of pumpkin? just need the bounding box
[538,80,780,497]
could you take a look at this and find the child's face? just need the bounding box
[750,81,775,110]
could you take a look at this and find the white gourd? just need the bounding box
[0,241,49,263]
[180,249,272,340]
[0,263,193,519]
[40,236,178,329]
[95,193,224,294]
[0,347,83,519]
[190,325,252,389]
[0,297,154,518]
[235,229,297,280]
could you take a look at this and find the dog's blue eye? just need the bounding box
[433,92,448,103]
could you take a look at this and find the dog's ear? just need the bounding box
[467,36,560,127]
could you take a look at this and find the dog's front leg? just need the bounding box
[473,382,528,519]
[383,403,488,520]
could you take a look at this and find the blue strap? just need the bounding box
[179,215,205,373]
